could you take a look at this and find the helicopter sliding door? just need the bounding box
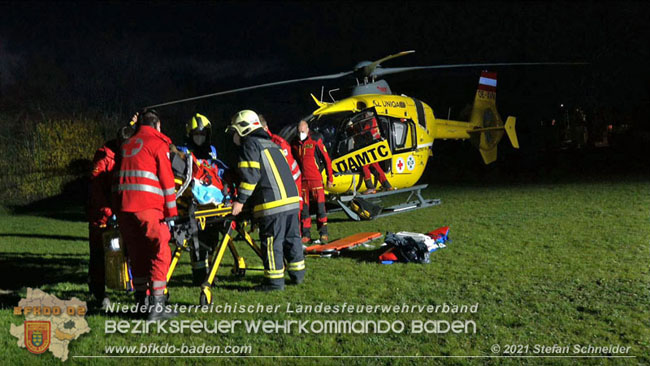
[329,108,393,189]
[334,108,385,158]
[379,117,416,174]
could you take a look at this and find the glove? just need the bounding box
[106,215,117,228]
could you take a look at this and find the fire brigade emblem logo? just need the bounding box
[25,321,51,354]
[11,288,90,361]
[406,155,416,171]
[395,157,406,173]
[122,138,144,157]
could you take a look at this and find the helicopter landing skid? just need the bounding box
[331,184,440,221]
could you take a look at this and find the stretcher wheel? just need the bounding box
[199,287,212,305]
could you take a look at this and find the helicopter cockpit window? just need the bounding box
[391,118,416,152]
[309,112,353,156]
[392,122,407,149]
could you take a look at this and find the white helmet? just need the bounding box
[226,109,263,137]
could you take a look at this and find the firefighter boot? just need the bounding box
[148,295,178,321]
[253,282,285,292]
[134,291,149,317]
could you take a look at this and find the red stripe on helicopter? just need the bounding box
[480,71,497,80]
[478,84,496,92]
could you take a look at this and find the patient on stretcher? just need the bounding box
[170,146,231,206]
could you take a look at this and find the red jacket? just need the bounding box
[268,131,301,184]
[88,141,117,226]
[116,126,178,217]
[291,131,333,183]
[365,117,381,140]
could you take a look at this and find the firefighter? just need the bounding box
[227,110,304,291]
[177,112,228,177]
[176,113,227,285]
[87,125,134,306]
[258,115,302,210]
[291,120,333,244]
[115,109,178,320]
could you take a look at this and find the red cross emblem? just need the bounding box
[397,159,404,170]
[122,138,143,158]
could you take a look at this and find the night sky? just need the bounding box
[1,1,649,139]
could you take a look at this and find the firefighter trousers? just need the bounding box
[258,211,305,288]
[301,179,328,237]
[191,228,217,284]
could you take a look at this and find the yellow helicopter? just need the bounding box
[148,51,578,219]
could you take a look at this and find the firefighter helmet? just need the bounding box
[227,110,263,137]
[186,113,212,137]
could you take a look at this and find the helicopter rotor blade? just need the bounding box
[370,62,588,78]
[358,50,416,76]
[145,71,353,109]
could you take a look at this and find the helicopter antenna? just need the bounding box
[320,86,324,102]
[328,88,340,102]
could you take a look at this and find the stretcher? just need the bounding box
[166,150,265,305]
[165,205,265,305]
[305,232,382,256]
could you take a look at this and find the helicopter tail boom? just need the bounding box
[431,71,519,164]
[466,71,519,164]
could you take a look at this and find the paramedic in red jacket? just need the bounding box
[291,120,333,244]
[360,116,395,194]
[259,115,302,205]
[87,141,116,304]
[87,126,134,305]
[116,109,177,320]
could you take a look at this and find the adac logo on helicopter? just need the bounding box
[332,140,391,173]
[372,100,407,108]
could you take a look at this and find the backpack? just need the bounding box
[384,233,430,264]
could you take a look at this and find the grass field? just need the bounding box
[1,179,649,365]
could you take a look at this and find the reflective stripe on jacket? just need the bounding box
[116,126,178,217]
[236,130,300,218]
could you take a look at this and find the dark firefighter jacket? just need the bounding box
[236,129,300,218]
